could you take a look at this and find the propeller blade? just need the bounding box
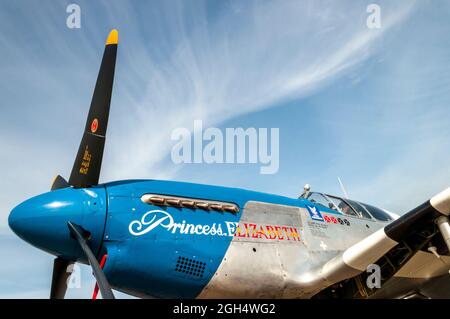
[50,175,69,191]
[67,222,115,299]
[50,257,74,299]
[92,254,108,300]
[68,29,118,188]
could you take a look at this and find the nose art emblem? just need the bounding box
[91,118,98,133]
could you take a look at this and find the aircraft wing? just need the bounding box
[307,187,450,299]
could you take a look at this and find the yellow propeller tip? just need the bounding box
[106,29,118,45]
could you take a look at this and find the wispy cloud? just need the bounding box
[103,0,417,180]
[0,0,417,225]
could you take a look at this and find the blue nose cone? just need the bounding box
[9,187,107,260]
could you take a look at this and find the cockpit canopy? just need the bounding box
[302,191,393,222]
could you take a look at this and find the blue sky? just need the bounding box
[0,0,449,298]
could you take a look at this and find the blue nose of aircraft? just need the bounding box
[9,187,107,260]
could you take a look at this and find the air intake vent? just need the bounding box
[175,256,206,278]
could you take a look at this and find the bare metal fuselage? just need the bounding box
[197,201,449,298]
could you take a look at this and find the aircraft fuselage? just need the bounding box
[73,180,390,298]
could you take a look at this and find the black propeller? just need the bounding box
[50,175,69,191]
[48,29,118,299]
[68,29,118,188]
[68,222,115,299]
[50,257,74,299]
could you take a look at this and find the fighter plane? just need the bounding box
[8,30,450,299]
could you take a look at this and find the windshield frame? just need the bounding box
[306,192,376,221]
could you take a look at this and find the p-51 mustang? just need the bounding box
[9,30,450,299]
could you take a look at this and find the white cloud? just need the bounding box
[102,0,417,181]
